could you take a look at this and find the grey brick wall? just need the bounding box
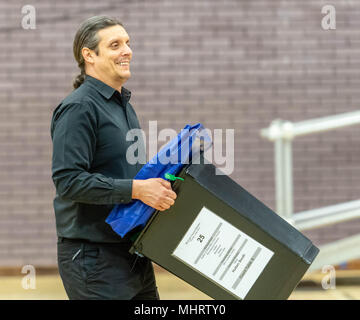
[1,0,360,267]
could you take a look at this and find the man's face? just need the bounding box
[92,25,132,84]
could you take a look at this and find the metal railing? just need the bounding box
[261,110,360,271]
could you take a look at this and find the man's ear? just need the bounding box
[82,47,96,65]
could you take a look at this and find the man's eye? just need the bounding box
[111,43,118,48]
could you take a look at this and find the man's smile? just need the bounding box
[116,60,130,67]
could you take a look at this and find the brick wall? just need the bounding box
[1,0,360,267]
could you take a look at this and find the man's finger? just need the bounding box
[158,178,172,189]
[162,197,175,207]
[164,189,177,200]
[157,203,169,211]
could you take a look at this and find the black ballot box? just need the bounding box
[130,162,319,300]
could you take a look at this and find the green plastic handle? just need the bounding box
[164,173,184,181]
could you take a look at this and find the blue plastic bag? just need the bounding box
[106,123,212,237]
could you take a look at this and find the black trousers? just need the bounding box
[57,238,159,300]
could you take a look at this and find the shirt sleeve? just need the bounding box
[51,102,133,205]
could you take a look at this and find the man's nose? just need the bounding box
[122,44,132,57]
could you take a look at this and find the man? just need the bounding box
[51,16,177,300]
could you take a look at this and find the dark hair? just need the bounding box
[72,16,124,89]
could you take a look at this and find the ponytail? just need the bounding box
[73,69,86,89]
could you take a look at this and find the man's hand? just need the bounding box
[132,178,177,211]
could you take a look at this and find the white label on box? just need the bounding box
[172,206,274,299]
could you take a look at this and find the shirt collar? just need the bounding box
[84,75,131,104]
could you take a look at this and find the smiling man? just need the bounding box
[50,16,177,300]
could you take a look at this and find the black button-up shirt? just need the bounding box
[51,75,144,243]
